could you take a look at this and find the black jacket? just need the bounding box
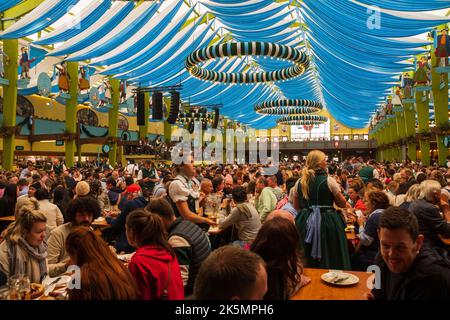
[409,199,450,250]
[168,218,211,296]
[107,196,148,253]
[372,245,450,300]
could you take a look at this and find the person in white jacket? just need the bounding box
[34,188,64,231]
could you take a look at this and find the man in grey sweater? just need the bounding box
[47,197,101,276]
[218,186,262,244]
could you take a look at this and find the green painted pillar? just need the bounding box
[389,119,397,161]
[163,96,172,143]
[64,62,79,168]
[378,126,385,162]
[1,39,18,170]
[395,106,406,161]
[108,79,120,165]
[139,92,150,140]
[383,120,390,161]
[431,34,449,166]
[373,131,381,162]
[1,1,44,169]
[379,123,387,161]
[374,131,380,162]
[416,88,430,166]
[222,119,228,164]
[390,119,397,162]
[403,102,417,162]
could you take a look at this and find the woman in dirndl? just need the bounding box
[293,150,351,270]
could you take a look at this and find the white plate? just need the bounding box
[321,271,359,287]
[42,275,72,296]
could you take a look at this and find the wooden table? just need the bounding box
[440,235,450,246]
[92,218,111,229]
[0,216,15,223]
[291,268,372,300]
[0,215,111,229]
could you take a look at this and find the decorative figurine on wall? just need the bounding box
[55,61,70,92]
[119,80,127,104]
[385,97,393,115]
[78,66,90,92]
[434,27,450,87]
[435,27,449,68]
[19,47,35,80]
[414,55,431,86]
[333,123,340,132]
[89,87,100,107]
[37,72,52,97]
[99,80,112,107]
[392,87,403,107]
[414,55,431,100]
[378,108,385,121]
[0,46,9,79]
[400,72,414,98]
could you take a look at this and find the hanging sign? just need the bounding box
[37,72,51,97]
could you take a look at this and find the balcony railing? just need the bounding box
[278,140,377,150]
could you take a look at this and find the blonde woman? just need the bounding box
[399,184,421,211]
[1,197,41,243]
[0,209,48,283]
[293,150,351,270]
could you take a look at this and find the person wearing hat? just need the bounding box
[359,160,380,184]
[74,181,90,198]
[106,183,148,254]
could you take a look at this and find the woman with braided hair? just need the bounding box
[293,150,351,270]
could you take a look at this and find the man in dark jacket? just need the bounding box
[372,207,450,300]
[106,184,148,253]
[409,180,450,252]
[146,198,211,296]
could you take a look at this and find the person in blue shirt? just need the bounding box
[351,190,390,271]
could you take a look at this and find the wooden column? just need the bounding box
[431,27,450,165]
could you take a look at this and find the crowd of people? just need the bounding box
[0,151,449,300]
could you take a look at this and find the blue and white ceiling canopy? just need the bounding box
[1,0,449,129]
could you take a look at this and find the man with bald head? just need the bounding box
[199,178,219,215]
[266,210,295,224]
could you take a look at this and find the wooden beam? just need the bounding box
[28,134,65,142]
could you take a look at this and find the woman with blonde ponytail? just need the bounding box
[293,150,351,270]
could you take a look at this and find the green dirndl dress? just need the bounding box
[295,173,351,270]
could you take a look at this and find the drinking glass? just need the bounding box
[18,275,31,300]
[104,204,112,216]
[0,285,9,300]
[8,275,30,300]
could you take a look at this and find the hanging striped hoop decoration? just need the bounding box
[276,114,328,125]
[254,99,323,115]
[186,42,310,84]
